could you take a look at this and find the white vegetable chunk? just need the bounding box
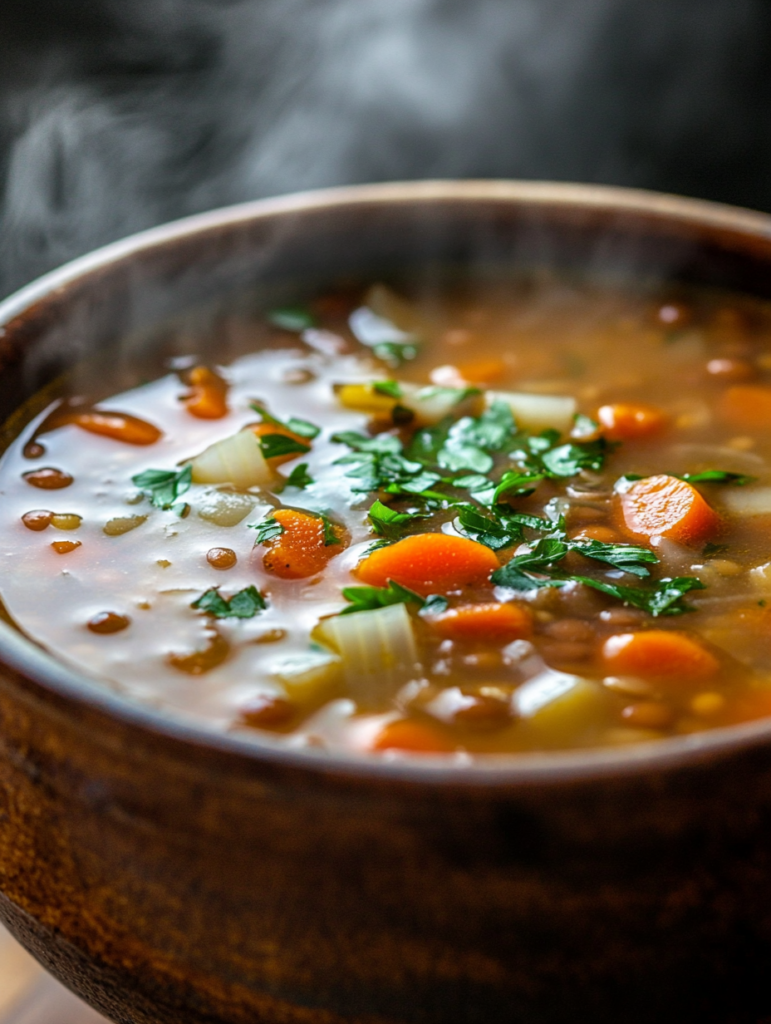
[270,650,342,703]
[488,390,577,433]
[513,670,604,747]
[315,603,420,709]
[400,384,482,425]
[196,490,257,527]
[722,487,771,517]
[191,430,272,489]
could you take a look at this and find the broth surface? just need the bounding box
[3,278,771,757]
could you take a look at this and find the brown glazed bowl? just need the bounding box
[4,182,771,1024]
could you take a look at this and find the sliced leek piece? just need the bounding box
[488,390,577,433]
[191,430,272,489]
[270,649,343,703]
[314,602,420,709]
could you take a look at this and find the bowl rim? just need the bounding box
[4,177,771,789]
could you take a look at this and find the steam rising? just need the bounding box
[2,0,771,298]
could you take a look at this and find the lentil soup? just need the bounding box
[3,278,771,757]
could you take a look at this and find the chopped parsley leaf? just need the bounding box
[267,306,317,332]
[250,517,284,544]
[373,341,419,366]
[281,463,314,490]
[368,499,430,538]
[192,585,267,619]
[318,513,342,546]
[258,434,311,460]
[250,401,320,440]
[132,464,192,510]
[492,470,544,504]
[340,579,447,616]
[571,576,705,617]
[677,470,756,486]
[372,380,402,399]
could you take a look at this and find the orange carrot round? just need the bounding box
[597,403,667,441]
[571,524,624,544]
[615,474,721,546]
[370,719,454,754]
[718,385,771,430]
[184,366,228,420]
[428,602,533,642]
[601,630,719,683]
[355,533,499,596]
[72,411,162,445]
[262,509,346,580]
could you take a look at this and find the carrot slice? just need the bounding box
[615,474,721,545]
[601,631,719,683]
[371,719,454,754]
[571,524,624,544]
[262,509,346,579]
[184,366,228,420]
[597,403,667,441]
[718,385,771,430]
[356,533,499,596]
[251,422,310,466]
[72,411,162,445]
[428,602,533,642]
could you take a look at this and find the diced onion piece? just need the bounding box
[191,430,272,489]
[721,487,771,517]
[315,603,420,709]
[488,390,577,433]
[401,385,482,425]
[513,670,604,747]
[750,562,771,593]
[363,284,425,335]
[270,650,342,703]
[196,490,256,526]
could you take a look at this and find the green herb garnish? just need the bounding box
[281,463,314,490]
[192,585,267,619]
[250,516,284,544]
[372,380,402,399]
[678,470,756,486]
[258,434,311,460]
[250,401,320,440]
[340,579,447,616]
[570,576,706,617]
[267,306,317,332]
[368,499,430,538]
[373,342,419,366]
[132,465,192,510]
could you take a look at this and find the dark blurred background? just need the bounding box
[1,0,771,300]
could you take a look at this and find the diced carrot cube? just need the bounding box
[601,630,719,683]
[371,719,454,754]
[571,524,624,544]
[615,474,721,546]
[428,602,533,642]
[184,366,229,419]
[597,403,667,441]
[355,533,500,596]
[718,385,771,430]
[72,411,162,445]
[261,509,346,579]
